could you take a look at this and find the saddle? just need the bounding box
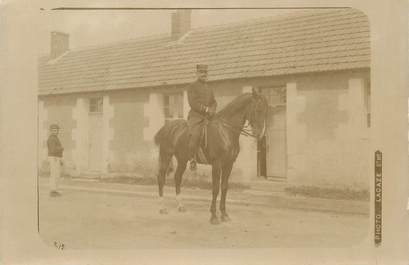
[191,118,231,166]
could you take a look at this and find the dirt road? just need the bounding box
[38,186,369,249]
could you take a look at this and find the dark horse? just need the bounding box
[153,89,268,224]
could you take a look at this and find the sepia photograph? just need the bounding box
[37,7,371,249]
[1,0,409,264]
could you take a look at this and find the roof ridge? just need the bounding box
[190,8,349,33]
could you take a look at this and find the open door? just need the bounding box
[258,86,287,180]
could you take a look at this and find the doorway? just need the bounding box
[257,86,287,180]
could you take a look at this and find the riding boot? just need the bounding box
[188,143,198,171]
[189,158,197,171]
[188,125,202,171]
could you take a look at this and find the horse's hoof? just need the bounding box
[159,208,168,215]
[210,216,220,225]
[221,214,231,222]
[178,206,186,213]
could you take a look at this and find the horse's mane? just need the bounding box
[215,93,253,118]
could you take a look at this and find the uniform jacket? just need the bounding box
[187,79,217,127]
[47,134,64,158]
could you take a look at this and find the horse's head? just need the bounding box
[246,88,268,139]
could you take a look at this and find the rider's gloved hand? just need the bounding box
[205,107,215,117]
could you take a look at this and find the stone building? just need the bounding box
[38,8,370,190]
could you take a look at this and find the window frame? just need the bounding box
[163,92,184,123]
[89,97,103,114]
[257,85,287,108]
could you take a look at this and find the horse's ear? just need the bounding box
[252,87,261,98]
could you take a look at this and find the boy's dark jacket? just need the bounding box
[47,135,63,157]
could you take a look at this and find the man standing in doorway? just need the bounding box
[187,64,217,170]
[47,124,64,197]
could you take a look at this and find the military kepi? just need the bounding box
[196,64,208,71]
[50,124,60,130]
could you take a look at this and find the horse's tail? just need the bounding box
[154,125,166,146]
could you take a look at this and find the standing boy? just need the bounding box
[47,124,64,197]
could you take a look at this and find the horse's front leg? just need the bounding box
[220,162,233,222]
[210,161,222,225]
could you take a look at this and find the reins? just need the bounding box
[217,118,258,138]
[207,93,266,139]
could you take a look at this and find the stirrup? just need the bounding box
[189,159,197,171]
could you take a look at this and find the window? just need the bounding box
[259,86,286,107]
[89,97,103,113]
[163,92,183,123]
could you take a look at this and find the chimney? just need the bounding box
[50,31,69,59]
[171,10,191,40]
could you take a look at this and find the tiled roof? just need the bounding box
[38,8,370,95]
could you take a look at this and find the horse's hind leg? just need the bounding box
[174,158,188,212]
[157,148,172,214]
[220,162,233,222]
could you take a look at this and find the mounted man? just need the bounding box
[187,64,217,170]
